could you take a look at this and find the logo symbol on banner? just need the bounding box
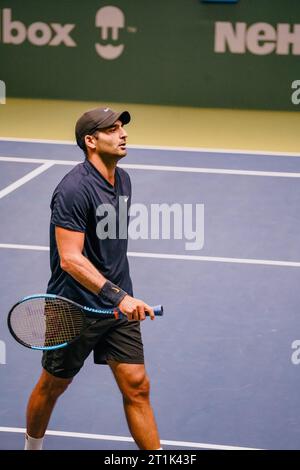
[95,6,125,60]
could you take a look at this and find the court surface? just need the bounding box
[0,139,300,450]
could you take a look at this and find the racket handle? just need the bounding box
[115,305,163,319]
[152,305,164,316]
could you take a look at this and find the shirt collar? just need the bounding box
[84,158,119,193]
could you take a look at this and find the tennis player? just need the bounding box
[24,107,162,450]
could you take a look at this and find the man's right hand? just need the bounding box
[118,295,155,321]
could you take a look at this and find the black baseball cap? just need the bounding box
[75,106,131,150]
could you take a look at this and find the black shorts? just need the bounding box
[42,317,144,379]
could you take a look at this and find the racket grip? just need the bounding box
[152,305,164,316]
[115,305,163,319]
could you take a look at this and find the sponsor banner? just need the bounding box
[0,0,300,110]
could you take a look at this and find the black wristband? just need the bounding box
[99,280,127,306]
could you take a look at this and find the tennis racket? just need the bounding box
[7,294,163,351]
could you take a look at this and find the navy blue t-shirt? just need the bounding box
[47,159,133,309]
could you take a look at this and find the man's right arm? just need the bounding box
[55,226,154,321]
[56,226,105,293]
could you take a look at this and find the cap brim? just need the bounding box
[91,110,131,131]
[118,111,131,126]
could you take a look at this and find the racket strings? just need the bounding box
[10,298,85,348]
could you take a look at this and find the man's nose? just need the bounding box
[120,128,127,138]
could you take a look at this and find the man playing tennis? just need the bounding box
[24,107,162,450]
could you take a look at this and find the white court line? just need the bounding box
[0,137,75,145]
[128,251,300,268]
[0,156,300,178]
[0,155,78,165]
[0,243,49,251]
[129,144,300,158]
[0,426,261,450]
[0,162,54,200]
[121,164,300,178]
[0,136,299,157]
[0,243,299,268]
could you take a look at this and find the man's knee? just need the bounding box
[38,369,73,399]
[122,369,151,404]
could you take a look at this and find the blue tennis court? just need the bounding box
[1,139,300,450]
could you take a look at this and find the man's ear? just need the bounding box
[84,135,97,151]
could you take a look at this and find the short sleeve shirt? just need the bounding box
[47,159,133,309]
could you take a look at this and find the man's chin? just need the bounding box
[117,150,127,159]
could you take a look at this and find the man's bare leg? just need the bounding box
[109,361,161,450]
[25,369,72,449]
